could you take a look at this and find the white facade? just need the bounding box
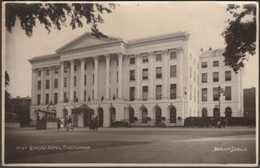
[29,32,242,127]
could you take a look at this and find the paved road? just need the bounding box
[4,127,256,165]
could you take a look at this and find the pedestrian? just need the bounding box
[94,116,98,131]
[57,117,61,129]
[60,117,64,129]
[67,116,73,131]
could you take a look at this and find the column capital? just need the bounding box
[79,58,85,62]
[148,51,155,56]
[163,49,169,55]
[177,47,183,53]
[104,54,111,58]
[60,61,65,66]
[135,53,141,57]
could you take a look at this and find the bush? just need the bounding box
[111,121,130,128]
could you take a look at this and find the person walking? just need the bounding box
[67,116,73,131]
[57,117,61,129]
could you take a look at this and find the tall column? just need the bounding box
[94,56,98,100]
[105,55,110,100]
[31,69,36,105]
[118,53,123,99]
[148,52,154,100]
[59,62,64,103]
[135,54,141,100]
[163,49,169,99]
[80,58,85,102]
[177,48,183,99]
[69,60,74,102]
[49,67,54,104]
[40,68,44,105]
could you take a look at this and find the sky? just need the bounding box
[4,2,258,98]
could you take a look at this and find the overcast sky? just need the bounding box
[4,2,258,98]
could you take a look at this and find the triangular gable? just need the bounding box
[56,32,122,52]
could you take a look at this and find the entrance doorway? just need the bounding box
[84,112,92,127]
[213,108,220,117]
[110,107,116,126]
[129,108,134,124]
[225,107,232,117]
[155,106,162,123]
[98,108,104,127]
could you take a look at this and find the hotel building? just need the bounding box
[29,31,243,127]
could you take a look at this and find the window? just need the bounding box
[74,91,77,102]
[117,58,119,66]
[213,108,220,117]
[130,70,135,81]
[54,79,58,88]
[170,51,177,59]
[142,108,148,123]
[130,57,135,64]
[202,73,207,83]
[37,94,41,105]
[64,77,67,88]
[156,53,162,61]
[117,71,118,82]
[143,69,148,80]
[46,69,50,75]
[213,87,219,101]
[46,80,49,89]
[201,62,207,68]
[84,75,87,85]
[190,85,192,101]
[129,87,135,101]
[225,71,231,81]
[64,67,68,73]
[190,67,192,78]
[170,107,176,123]
[54,68,58,74]
[93,74,94,85]
[142,86,148,101]
[74,76,77,87]
[54,93,58,104]
[142,55,148,63]
[194,88,196,102]
[225,87,231,100]
[45,94,49,105]
[213,72,219,82]
[84,91,86,101]
[156,85,162,100]
[74,65,77,71]
[116,88,118,98]
[156,67,162,78]
[38,70,41,76]
[170,84,177,99]
[202,88,207,102]
[202,108,207,117]
[64,92,68,102]
[170,65,177,77]
[37,81,41,90]
[194,71,196,82]
[84,62,87,70]
[213,61,219,67]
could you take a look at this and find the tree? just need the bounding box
[5,3,116,38]
[222,4,256,73]
[5,71,11,112]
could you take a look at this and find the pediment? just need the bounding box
[56,32,122,52]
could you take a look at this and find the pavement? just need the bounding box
[4,127,257,165]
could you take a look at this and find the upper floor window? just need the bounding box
[213,87,219,101]
[213,72,219,82]
[46,69,50,75]
[54,68,59,74]
[202,88,207,102]
[130,70,135,81]
[201,62,207,68]
[37,70,41,76]
[156,67,162,79]
[225,86,232,100]
[156,85,162,100]
[225,71,231,81]
[170,65,177,77]
[54,93,58,105]
[130,57,135,64]
[74,76,77,87]
[202,73,207,83]
[213,61,219,67]
[54,79,58,88]
[142,86,148,101]
[170,84,177,99]
[129,87,135,101]
[190,67,192,78]
[84,62,87,70]
[64,77,67,88]
[143,69,148,80]
[156,53,162,61]
[74,65,77,71]
[64,67,68,73]
[170,51,177,59]
[46,80,49,89]
[37,80,41,90]
[84,75,87,85]
[142,55,149,63]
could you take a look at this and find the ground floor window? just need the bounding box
[142,108,148,123]
[225,107,232,117]
[202,108,207,117]
[155,107,162,123]
[213,108,220,117]
[170,107,176,123]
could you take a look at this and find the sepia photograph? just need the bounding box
[2,1,258,167]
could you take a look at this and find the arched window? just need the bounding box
[213,108,220,117]
[155,107,162,123]
[202,108,208,118]
[170,107,177,123]
[225,107,232,117]
[142,108,148,123]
